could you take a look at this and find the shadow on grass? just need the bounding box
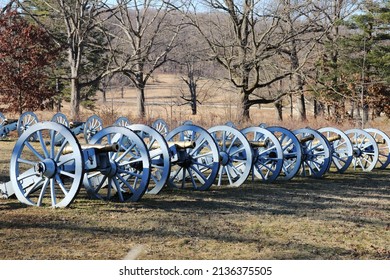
[0,169,389,259]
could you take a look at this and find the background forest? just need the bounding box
[0,0,389,126]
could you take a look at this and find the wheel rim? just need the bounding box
[83,126,150,202]
[364,128,390,169]
[0,112,6,126]
[225,121,236,128]
[293,128,332,178]
[152,118,169,137]
[84,115,103,143]
[51,112,69,127]
[17,112,38,138]
[10,122,83,207]
[267,126,302,180]
[208,125,253,187]
[114,117,131,127]
[345,128,379,172]
[129,124,170,194]
[241,126,284,182]
[318,127,353,173]
[166,124,220,191]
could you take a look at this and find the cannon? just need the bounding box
[364,128,390,169]
[345,128,380,172]
[128,124,170,195]
[82,126,151,202]
[241,126,284,183]
[51,113,103,144]
[165,124,220,191]
[0,121,151,207]
[208,125,253,187]
[292,128,332,178]
[266,126,303,180]
[318,127,353,173]
[0,111,39,139]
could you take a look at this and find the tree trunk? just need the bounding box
[297,93,306,121]
[136,86,146,119]
[70,77,80,121]
[350,100,355,119]
[274,100,283,121]
[190,83,197,115]
[239,90,251,122]
[102,89,106,103]
[363,104,369,125]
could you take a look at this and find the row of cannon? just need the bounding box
[0,112,389,208]
[0,111,105,143]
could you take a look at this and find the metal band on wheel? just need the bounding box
[129,124,170,194]
[166,124,220,191]
[241,126,284,182]
[318,127,353,173]
[83,126,151,202]
[293,128,332,178]
[267,126,302,180]
[10,122,84,207]
[208,125,253,187]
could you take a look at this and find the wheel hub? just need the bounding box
[100,160,118,177]
[34,159,57,178]
[220,151,230,165]
[353,148,362,157]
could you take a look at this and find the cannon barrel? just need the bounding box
[149,140,196,149]
[351,139,386,145]
[217,140,268,148]
[63,143,119,154]
[2,118,18,125]
[326,135,342,142]
[312,134,342,145]
[69,121,84,128]
[299,134,315,143]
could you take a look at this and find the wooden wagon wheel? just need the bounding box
[318,127,353,173]
[17,111,39,140]
[83,126,151,202]
[166,124,220,191]
[152,118,169,137]
[84,114,103,143]
[208,125,253,187]
[114,117,131,127]
[10,122,84,207]
[293,128,332,178]
[267,126,303,180]
[364,128,390,169]
[241,126,284,182]
[345,128,379,172]
[129,124,171,194]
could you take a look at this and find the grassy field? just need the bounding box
[0,138,389,260]
[0,73,389,260]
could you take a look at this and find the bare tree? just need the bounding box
[169,0,329,121]
[18,0,118,120]
[106,0,185,119]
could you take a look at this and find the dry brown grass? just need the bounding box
[20,73,389,136]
